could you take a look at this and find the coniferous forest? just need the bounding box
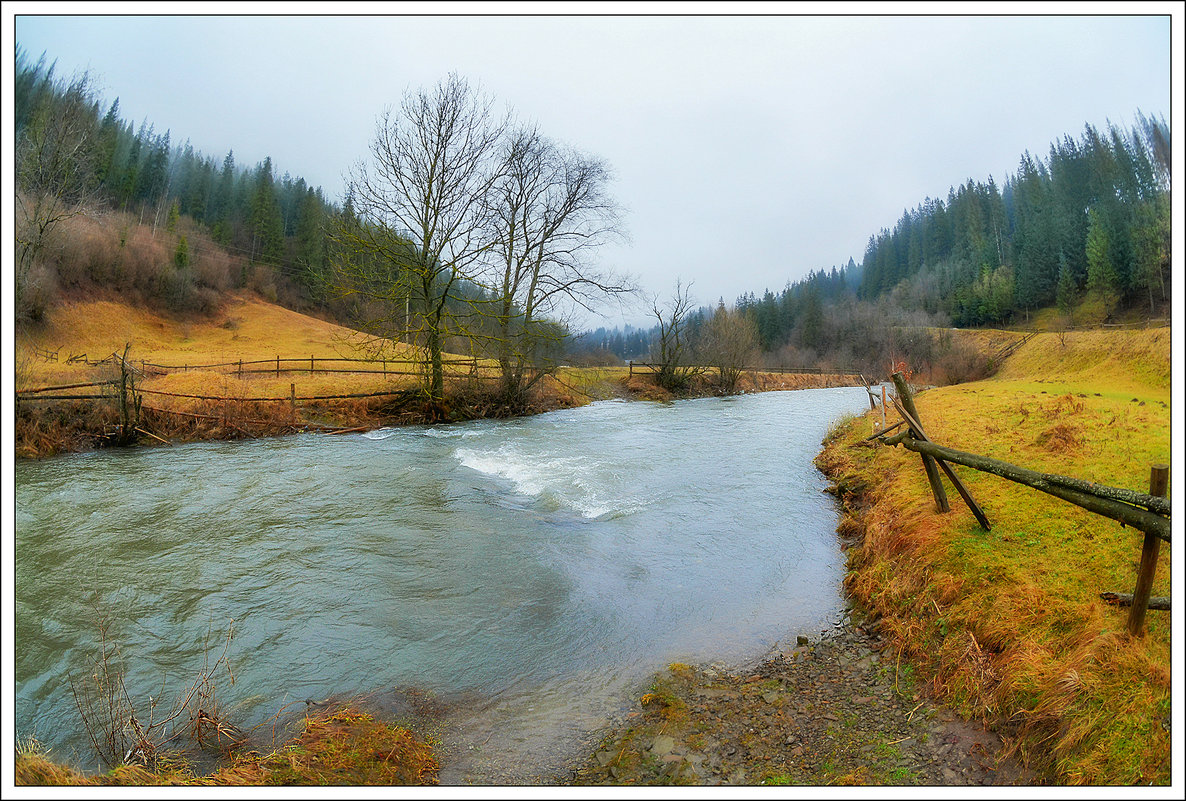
[14,47,1172,379]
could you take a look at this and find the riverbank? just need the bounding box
[808,329,1171,785]
[16,324,1168,787]
[566,604,1033,786]
[15,364,861,459]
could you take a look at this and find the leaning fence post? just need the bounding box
[892,372,950,513]
[1127,464,1169,636]
[291,382,296,413]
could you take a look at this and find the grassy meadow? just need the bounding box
[816,327,1172,784]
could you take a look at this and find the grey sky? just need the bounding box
[10,7,1176,328]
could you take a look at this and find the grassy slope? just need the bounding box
[816,327,1171,784]
[15,294,525,455]
[17,293,421,386]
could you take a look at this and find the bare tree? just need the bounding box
[15,68,100,321]
[488,126,630,399]
[333,74,508,402]
[698,301,759,394]
[649,280,705,392]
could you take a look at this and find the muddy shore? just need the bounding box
[561,604,1035,787]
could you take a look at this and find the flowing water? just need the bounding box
[15,387,869,781]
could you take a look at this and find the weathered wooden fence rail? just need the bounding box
[137,355,485,378]
[876,372,1171,636]
[626,361,861,377]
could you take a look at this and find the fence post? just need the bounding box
[311,355,314,374]
[291,382,296,412]
[628,360,633,377]
[892,372,950,513]
[276,355,280,378]
[1127,464,1170,636]
[238,359,242,378]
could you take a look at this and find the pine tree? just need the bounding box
[1055,251,1078,323]
[1085,207,1119,316]
[249,156,285,265]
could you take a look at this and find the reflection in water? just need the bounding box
[15,388,868,781]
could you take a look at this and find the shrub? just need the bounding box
[930,336,995,385]
[121,226,170,296]
[54,213,122,288]
[16,262,59,323]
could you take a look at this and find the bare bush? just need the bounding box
[69,612,242,770]
[247,264,279,303]
[697,302,758,394]
[927,331,995,386]
[15,262,59,324]
[120,226,170,294]
[191,247,237,293]
[53,212,123,289]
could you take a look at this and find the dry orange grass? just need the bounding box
[14,707,439,787]
[815,328,1171,784]
[18,292,424,377]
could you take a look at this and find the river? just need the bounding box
[14,387,869,782]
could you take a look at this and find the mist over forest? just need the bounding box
[15,47,1171,383]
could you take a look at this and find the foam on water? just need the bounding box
[16,386,872,780]
[455,445,631,519]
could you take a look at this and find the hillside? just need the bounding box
[814,325,1171,784]
[17,293,415,386]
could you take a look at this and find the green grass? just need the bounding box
[815,327,1171,784]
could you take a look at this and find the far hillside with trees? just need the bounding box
[14,45,1171,393]
[569,112,1170,383]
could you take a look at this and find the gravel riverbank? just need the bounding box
[564,605,1035,787]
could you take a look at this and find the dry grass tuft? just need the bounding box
[15,708,439,787]
[218,707,440,786]
[1033,422,1083,453]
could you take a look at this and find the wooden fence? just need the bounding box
[136,354,490,379]
[626,361,860,377]
[14,349,504,423]
[873,372,1170,636]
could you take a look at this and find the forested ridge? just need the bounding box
[14,47,1171,380]
[14,48,340,319]
[653,114,1168,359]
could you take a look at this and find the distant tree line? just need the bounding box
[858,115,1170,326]
[570,113,1170,382]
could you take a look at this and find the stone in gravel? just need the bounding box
[797,635,810,647]
[595,750,614,767]
[650,736,676,756]
[762,691,782,704]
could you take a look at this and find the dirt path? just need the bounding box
[564,605,1036,787]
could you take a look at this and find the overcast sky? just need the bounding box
[9,5,1177,327]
